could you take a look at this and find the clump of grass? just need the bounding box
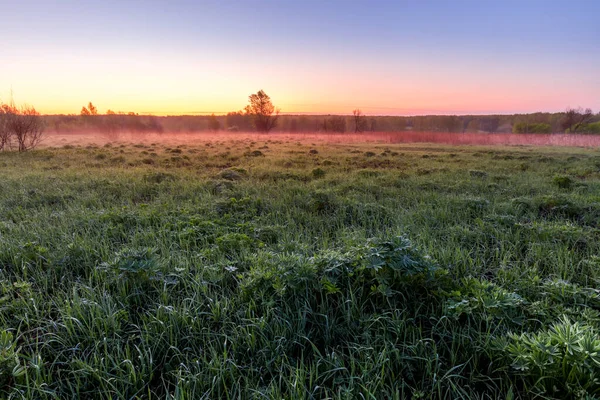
[144,171,176,184]
[469,169,487,178]
[245,150,264,157]
[311,167,326,179]
[553,174,574,190]
[218,169,244,181]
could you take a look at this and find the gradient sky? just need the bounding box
[1,0,598,116]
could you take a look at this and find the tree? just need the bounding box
[353,109,366,133]
[322,116,346,133]
[369,118,377,132]
[439,115,462,132]
[208,114,221,132]
[245,90,279,132]
[2,104,44,151]
[0,104,11,151]
[479,116,500,133]
[561,107,593,132]
[81,102,98,116]
[225,111,252,131]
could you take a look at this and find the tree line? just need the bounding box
[2,90,599,152]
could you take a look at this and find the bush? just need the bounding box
[218,169,244,181]
[553,175,574,190]
[101,247,159,281]
[513,122,552,134]
[505,317,600,396]
[311,168,326,179]
[0,330,20,388]
[576,122,600,134]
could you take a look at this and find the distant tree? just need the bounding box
[369,118,377,132]
[479,116,500,133]
[439,115,462,132]
[81,102,98,116]
[289,118,298,132]
[4,104,44,151]
[466,119,480,132]
[225,111,252,131]
[208,114,221,132]
[322,116,346,133]
[0,104,11,150]
[297,115,315,132]
[245,90,279,132]
[353,109,366,133]
[561,107,593,132]
[106,109,116,115]
[461,116,475,133]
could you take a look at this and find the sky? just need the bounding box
[1,0,598,116]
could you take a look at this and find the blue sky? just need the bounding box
[1,0,598,115]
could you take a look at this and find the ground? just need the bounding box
[1,135,600,399]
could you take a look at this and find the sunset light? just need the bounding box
[2,1,598,116]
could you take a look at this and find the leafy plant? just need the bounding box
[505,316,600,396]
[101,247,159,280]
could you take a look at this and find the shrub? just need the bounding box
[575,122,600,134]
[311,168,326,179]
[101,247,159,281]
[144,172,176,184]
[308,191,337,214]
[0,330,20,388]
[505,317,600,397]
[218,169,244,181]
[553,175,574,190]
[513,122,552,134]
[245,150,264,157]
[469,170,488,178]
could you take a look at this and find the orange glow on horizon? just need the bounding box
[2,48,598,117]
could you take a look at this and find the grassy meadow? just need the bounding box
[2,137,600,399]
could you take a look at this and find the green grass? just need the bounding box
[2,139,600,399]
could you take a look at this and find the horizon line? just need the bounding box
[40,109,588,118]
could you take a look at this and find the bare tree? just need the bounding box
[561,107,593,132]
[6,105,45,152]
[0,104,11,151]
[245,90,279,132]
[353,109,366,133]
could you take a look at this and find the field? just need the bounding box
[2,134,600,399]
